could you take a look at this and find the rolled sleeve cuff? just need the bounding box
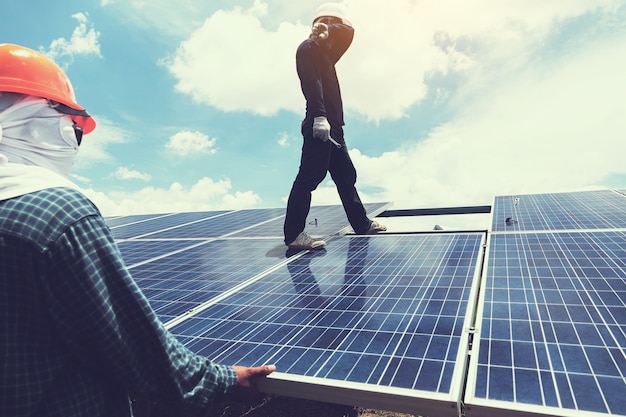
[219,365,239,396]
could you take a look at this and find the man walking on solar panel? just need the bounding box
[284,2,386,250]
[0,43,274,417]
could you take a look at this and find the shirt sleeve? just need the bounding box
[327,23,354,64]
[296,40,326,119]
[43,214,238,413]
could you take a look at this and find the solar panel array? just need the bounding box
[107,190,626,417]
[466,190,626,417]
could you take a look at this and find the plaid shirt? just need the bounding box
[0,187,237,417]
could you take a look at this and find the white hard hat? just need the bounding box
[313,3,351,26]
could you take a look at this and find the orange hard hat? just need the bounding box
[0,43,96,134]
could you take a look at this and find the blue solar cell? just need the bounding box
[489,367,513,401]
[601,377,626,411]
[514,368,542,404]
[167,233,483,408]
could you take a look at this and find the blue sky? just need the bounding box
[3,0,626,229]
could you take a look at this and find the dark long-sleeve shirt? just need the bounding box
[0,187,237,417]
[296,23,354,127]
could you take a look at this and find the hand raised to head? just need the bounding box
[310,22,329,40]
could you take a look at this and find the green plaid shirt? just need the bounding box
[0,187,237,417]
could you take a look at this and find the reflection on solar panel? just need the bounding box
[127,238,286,322]
[106,190,626,416]
[169,233,484,415]
[491,190,626,232]
[113,203,391,324]
[230,203,391,238]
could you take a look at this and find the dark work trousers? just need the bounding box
[283,121,371,244]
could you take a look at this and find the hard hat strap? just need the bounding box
[47,100,91,118]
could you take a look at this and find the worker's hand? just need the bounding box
[310,22,329,40]
[313,116,331,142]
[231,364,276,402]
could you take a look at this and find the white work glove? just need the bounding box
[313,116,331,142]
[310,22,329,40]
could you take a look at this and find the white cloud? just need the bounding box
[99,1,222,38]
[164,2,308,116]
[166,130,217,156]
[70,172,92,185]
[82,177,261,216]
[343,0,619,121]
[163,0,617,122]
[347,30,626,209]
[277,132,290,146]
[113,167,152,181]
[45,12,102,66]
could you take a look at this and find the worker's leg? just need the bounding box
[328,130,371,234]
[284,124,332,244]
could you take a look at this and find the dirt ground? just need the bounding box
[205,395,419,417]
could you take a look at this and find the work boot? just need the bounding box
[366,220,387,234]
[287,231,327,250]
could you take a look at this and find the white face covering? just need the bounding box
[0,93,80,201]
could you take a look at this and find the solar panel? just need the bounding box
[110,211,230,239]
[491,190,626,232]
[466,222,626,414]
[166,233,484,415]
